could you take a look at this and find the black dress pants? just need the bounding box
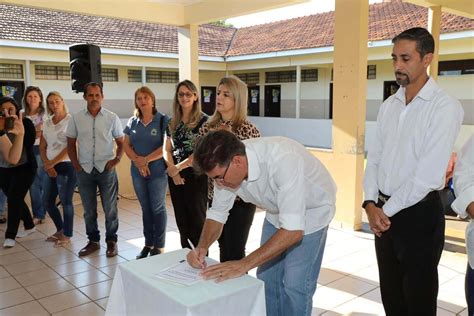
[168,168,208,249]
[0,165,36,239]
[375,195,445,316]
[218,199,256,262]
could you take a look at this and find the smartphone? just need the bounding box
[0,116,14,132]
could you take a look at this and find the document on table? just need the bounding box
[154,260,204,286]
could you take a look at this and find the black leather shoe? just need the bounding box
[78,241,100,257]
[136,246,151,260]
[0,217,6,224]
[150,248,161,256]
[106,240,118,257]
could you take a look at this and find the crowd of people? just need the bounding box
[0,27,471,316]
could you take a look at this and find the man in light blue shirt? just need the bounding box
[66,82,124,258]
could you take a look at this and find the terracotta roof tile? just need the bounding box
[227,1,473,56]
[0,4,235,57]
[0,1,472,58]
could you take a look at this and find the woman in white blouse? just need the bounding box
[39,92,77,246]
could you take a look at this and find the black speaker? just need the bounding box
[69,44,102,93]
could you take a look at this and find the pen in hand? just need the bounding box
[187,238,206,269]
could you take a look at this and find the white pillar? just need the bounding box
[25,60,31,86]
[428,6,441,80]
[295,65,301,119]
[141,66,146,86]
[178,24,199,88]
[259,70,265,117]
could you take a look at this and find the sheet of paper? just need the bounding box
[154,260,204,286]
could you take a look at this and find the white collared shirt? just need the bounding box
[364,77,464,217]
[207,137,337,235]
[451,135,474,268]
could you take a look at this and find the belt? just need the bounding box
[378,190,440,206]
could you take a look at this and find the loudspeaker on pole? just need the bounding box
[69,44,102,93]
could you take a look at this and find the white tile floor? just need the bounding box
[0,196,469,315]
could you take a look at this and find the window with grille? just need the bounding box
[146,70,178,83]
[265,71,296,83]
[102,68,118,82]
[0,63,23,79]
[128,69,142,82]
[438,59,474,76]
[35,65,69,80]
[235,73,259,85]
[302,69,318,82]
[367,65,376,79]
[160,71,178,83]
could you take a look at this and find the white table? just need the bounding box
[106,248,266,316]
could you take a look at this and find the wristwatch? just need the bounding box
[362,200,376,209]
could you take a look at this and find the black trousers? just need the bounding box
[0,164,36,239]
[375,195,445,316]
[168,168,208,249]
[218,199,256,262]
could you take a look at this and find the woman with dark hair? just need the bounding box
[123,87,170,259]
[198,75,260,263]
[23,86,47,224]
[40,92,76,247]
[164,80,208,249]
[0,96,37,248]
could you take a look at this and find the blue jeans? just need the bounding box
[76,168,119,242]
[0,189,6,217]
[42,162,77,237]
[257,219,328,316]
[467,263,474,315]
[29,149,47,219]
[132,174,167,248]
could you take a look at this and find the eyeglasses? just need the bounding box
[177,92,195,98]
[213,161,232,183]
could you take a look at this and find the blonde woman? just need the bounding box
[40,92,76,246]
[123,87,169,259]
[164,80,208,249]
[198,75,260,262]
[23,86,47,224]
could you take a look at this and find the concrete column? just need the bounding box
[141,66,146,86]
[330,0,369,230]
[25,60,31,86]
[428,6,441,80]
[178,24,199,88]
[259,70,265,117]
[295,65,301,119]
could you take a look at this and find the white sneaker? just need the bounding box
[16,227,36,238]
[3,238,15,248]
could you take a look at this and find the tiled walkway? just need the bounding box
[0,197,469,315]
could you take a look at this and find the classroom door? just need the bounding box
[247,86,260,116]
[201,86,216,115]
[264,85,280,117]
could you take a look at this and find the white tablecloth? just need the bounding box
[106,248,266,316]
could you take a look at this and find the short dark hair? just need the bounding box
[0,96,21,115]
[392,27,435,58]
[83,82,103,97]
[193,130,246,175]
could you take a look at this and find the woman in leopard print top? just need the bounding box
[198,75,260,263]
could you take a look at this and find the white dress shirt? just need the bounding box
[451,135,474,268]
[207,137,337,235]
[364,77,464,217]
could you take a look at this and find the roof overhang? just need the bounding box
[3,0,309,26]
[404,0,474,18]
